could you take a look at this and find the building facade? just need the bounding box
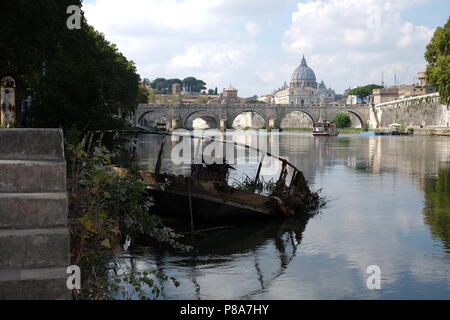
[260,55,337,105]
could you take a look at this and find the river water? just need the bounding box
[116,132,450,300]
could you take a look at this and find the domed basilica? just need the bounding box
[260,55,337,105]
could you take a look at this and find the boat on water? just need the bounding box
[312,121,339,136]
[113,131,322,222]
[139,159,320,222]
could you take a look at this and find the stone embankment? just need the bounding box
[0,129,70,300]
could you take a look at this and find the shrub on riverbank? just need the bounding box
[333,113,352,128]
[66,139,190,299]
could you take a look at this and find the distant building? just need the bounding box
[372,71,435,104]
[171,83,182,95]
[372,87,399,104]
[263,55,338,105]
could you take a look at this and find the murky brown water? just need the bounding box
[116,132,450,300]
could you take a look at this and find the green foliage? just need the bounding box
[245,95,261,104]
[333,113,352,128]
[149,77,207,94]
[182,77,206,93]
[148,89,158,104]
[425,17,450,105]
[67,140,190,299]
[195,95,209,104]
[349,84,383,98]
[0,1,141,134]
[423,168,450,251]
[232,174,276,195]
[137,83,150,103]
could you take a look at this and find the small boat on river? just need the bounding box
[312,122,339,136]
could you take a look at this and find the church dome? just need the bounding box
[290,56,317,89]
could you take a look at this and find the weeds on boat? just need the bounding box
[232,174,277,194]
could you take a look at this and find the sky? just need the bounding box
[83,0,450,97]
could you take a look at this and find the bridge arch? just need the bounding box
[280,109,316,128]
[137,109,171,130]
[230,110,268,129]
[333,109,366,128]
[183,110,220,129]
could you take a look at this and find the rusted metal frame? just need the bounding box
[88,130,302,180]
[154,135,167,174]
[254,153,265,186]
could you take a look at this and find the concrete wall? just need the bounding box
[0,129,70,300]
[370,93,450,128]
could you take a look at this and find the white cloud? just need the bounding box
[83,0,438,96]
[245,22,260,37]
[282,0,435,90]
[83,0,289,96]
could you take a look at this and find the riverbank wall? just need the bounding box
[369,93,450,129]
[0,129,70,300]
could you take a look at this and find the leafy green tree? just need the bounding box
[349,84,383,98]
[148,89,158,104]
[194,95,209,104]
[0,1,141,134]
[333,113,352,128]
[137,83,150,103]
[151,78,169,93]
[425,17,450,105]
[143,78,152,88]
[182,77,206,93]
[245,95,261,103]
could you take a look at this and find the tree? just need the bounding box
[166,78,182,92]
[0,1,141,134]
[142,78,152,88]
[151,78,169,93]
[194,95,209,104]
[425,17,450,105]
[137,83,149,103]
[245,95,261,104]
[148,89,158,104]
[349,84,383,98]
[182,77,206,93]
[333,113,352,128]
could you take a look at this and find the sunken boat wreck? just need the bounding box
[133,132,322,222]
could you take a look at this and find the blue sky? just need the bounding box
[83,0,449,97]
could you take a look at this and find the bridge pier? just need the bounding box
[268,119,279,129]
[220,119,227,131]
[171,118,179,131]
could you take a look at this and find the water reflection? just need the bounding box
[120,133,450,299]
[424,168,450,253]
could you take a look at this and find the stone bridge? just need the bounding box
[134,103,370,130]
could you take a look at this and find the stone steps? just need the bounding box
[0,129,70,300]
[0,128,64,160]
[0,193,67,229]
[0,160,66,193]
[0,267,69,300]
[0,228,69,270]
